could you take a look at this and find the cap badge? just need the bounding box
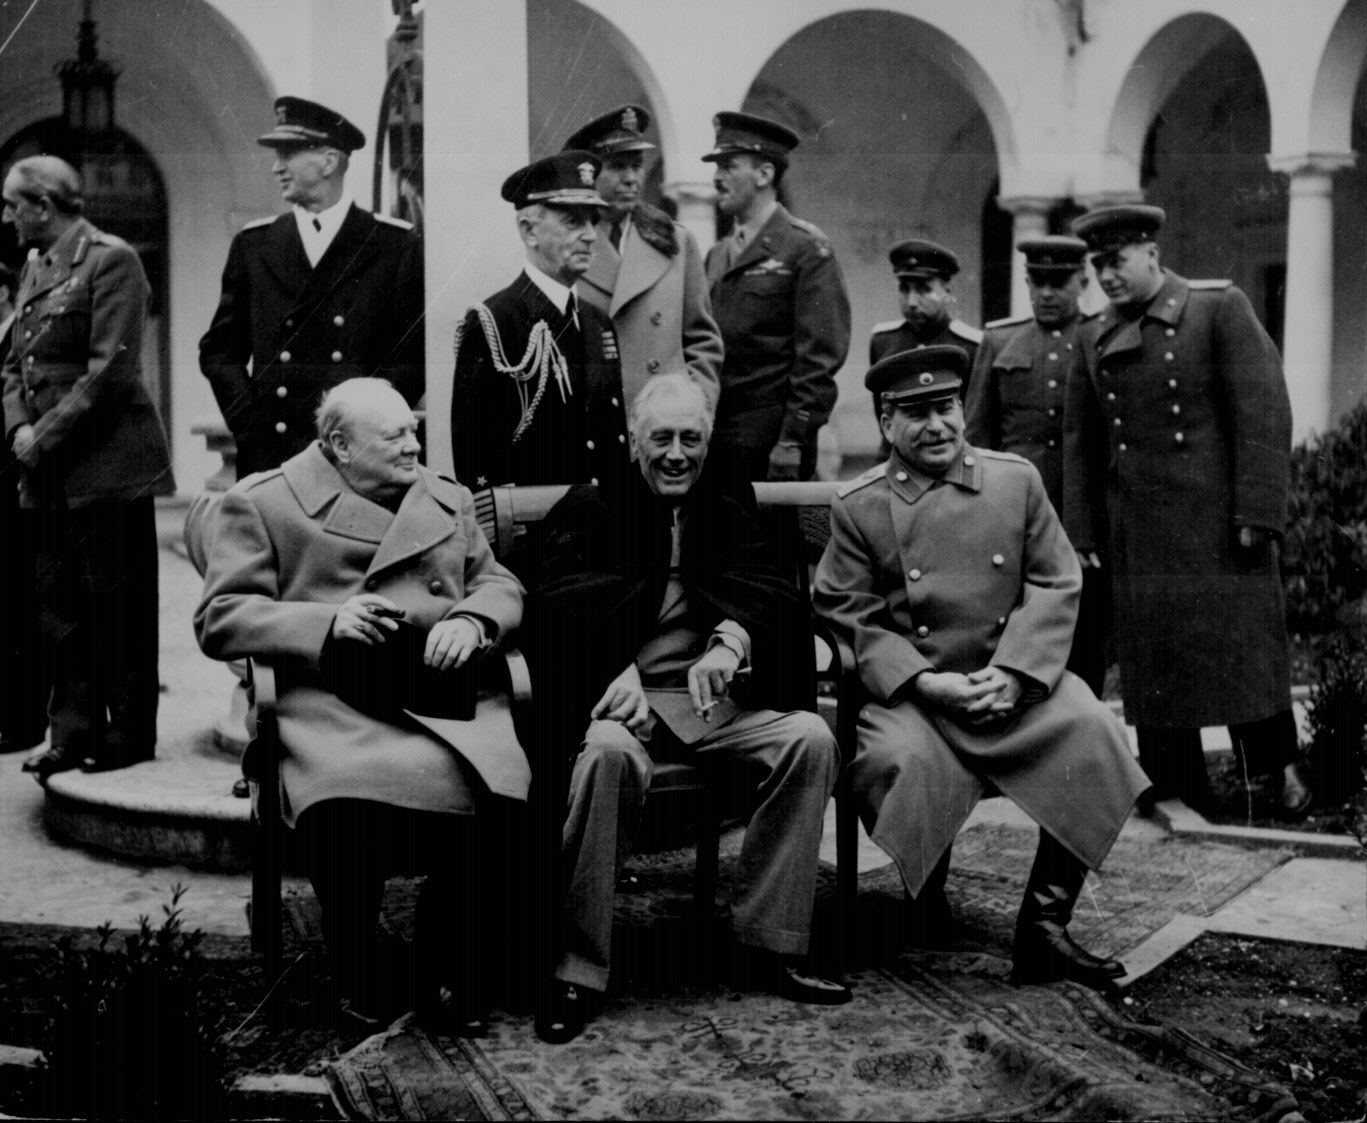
[276,104,288,125]
[578,162,595,186]
[918,372,935,385]
[621,107,638,132]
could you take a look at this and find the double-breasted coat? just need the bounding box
[195,444,527,824]
[965,313,1089,509]
[576,203,722,411]
[2,217,174,507]
[813,446,1146,896]
[199,206,425,478]
[1062,269,1292,728]
[705,204,850,477]
[450,272,629,490]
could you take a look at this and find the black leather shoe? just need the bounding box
[1279,763,1313,816]
[22,744,78,780]
[1012,921,1125,990]
[535,982,599,1044]
[79,748,155,774]
[419,984,489,1038]
[773,961,853,1006]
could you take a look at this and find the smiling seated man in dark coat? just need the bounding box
[196,378,526,1032]
[814,346,1149,990]
[516,371,847,1044]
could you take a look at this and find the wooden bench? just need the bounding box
[244,480,860,966]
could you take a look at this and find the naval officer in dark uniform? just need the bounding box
[1064,204,1311,815]
[200,97,425,479]
[965,235,1107,693]
[703,112,850,483]
[449,152,629,490]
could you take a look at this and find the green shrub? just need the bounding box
[1282,400,1367,637]
[1303,633,1367,798]
[43,885,224,1120]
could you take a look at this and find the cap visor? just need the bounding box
[530,190,611,207]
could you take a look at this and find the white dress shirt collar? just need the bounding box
[293,193,353,268]
[522,261,577,317]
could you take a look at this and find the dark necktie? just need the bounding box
[312,217,322,233]
[609,220,623,251]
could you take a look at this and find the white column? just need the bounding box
[1268,153,1355,442]
[422,1,531,475]
[996,196,1052,319]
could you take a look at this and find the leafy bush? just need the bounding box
[1303,633,1367,798]
[43,884,225,1120]
[1282,400,1367,637]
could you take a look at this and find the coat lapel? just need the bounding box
[366,470,462,577]
[611,225,669,314]
[259,214,313,298]
[579,233,618,307]
[296,205,379,307]
[727,204,790,279]
[19,218,94,304]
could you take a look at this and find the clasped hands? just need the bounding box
[331,594,483,671]
[591,644,742,733]
[914,665,1024,727]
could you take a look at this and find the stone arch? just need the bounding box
[1307,0,1367,154]
[0,0,280,491]
[736,8,1010,462]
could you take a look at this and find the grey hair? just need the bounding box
[629,372,714,443]
[7,155,83,214]
[315,376,397,454]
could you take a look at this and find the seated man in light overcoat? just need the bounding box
[196,378,526,1032]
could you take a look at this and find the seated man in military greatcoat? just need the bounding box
[814,346,1150,990]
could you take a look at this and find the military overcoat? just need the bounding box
[450,273,628,490]
[813,447,1145,895]
[199,206,425,478]
[1062,269,1291,728]
[1,217,174,507]
[705,204,850,472]
[964,312,1089,509]
[195,444,527,824]
[576,202,722,411]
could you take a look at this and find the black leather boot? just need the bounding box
[903,847,954,949]
[1011,831,1124,990]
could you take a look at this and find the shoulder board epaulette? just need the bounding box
[1080,309,1101,323]
[870,319,905,335]
[373,212,414,230]
[978,448,1031,467]
[837,463,886,498]
[790,215,832,243]
[1188,278,1232,291]
[238,465,285,490]
[949,320,984,344]
[985,313,1032,330]
[242,216,276,232]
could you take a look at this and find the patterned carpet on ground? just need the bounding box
[322,821,1298,1121]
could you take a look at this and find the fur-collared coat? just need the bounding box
[195,444,527,823]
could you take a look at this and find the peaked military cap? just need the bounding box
[889,239,959,279]
[866,344,968,405]
[501,151,609,208]
[1019,234,1088,276]
[563,104,656,155]
[257,96,366,152]
[702,111,800,167]
[1072,204,1166,253]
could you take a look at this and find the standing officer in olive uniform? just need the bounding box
[450,152,629,490]
[965,235,1107,693]
[869,240,982,413]
[200,97,425,479]
[2,156,174,778]
[815,345,1147,990]
[1064,204,1311,815]
[562,105,723,412]
[704,112,850,482]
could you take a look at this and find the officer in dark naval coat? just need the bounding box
[2,156,175,777]
[449,152,629,490]
[200,97,425,479]
[965,235,1107,693]
[703,112,850,482]
[1064,204,1311,815]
